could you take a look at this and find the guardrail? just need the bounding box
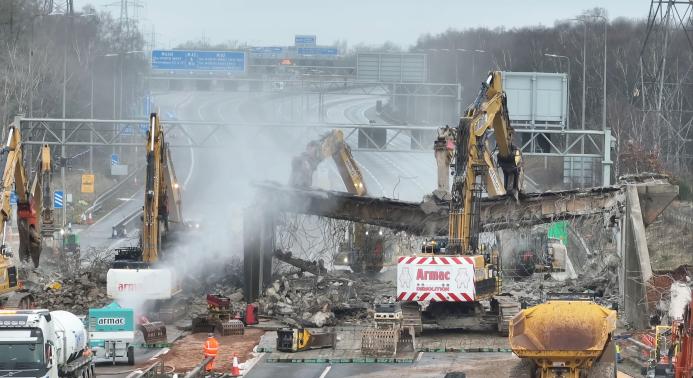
[112,208,143,237]
[82,165,144,220]
[183,357,213,378]
[132,361,167,377]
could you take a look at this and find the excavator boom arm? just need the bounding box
[163,145,183,224]
[290,129,367,196]
[0,127,50,267]
[142,113,163,263]
[449,71,524,254]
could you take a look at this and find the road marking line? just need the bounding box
[318,366,332,378]
[241,352,264,374]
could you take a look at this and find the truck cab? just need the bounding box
[0,309,93,378]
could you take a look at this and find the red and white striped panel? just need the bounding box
[396,291,474,302]
[396,255,476,303]
[397,255,476,265]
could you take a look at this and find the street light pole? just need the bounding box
[455,49,487,92]
[55,10,96,226]
[593,15,610,185]
[544,53,571,130]
[61,18,68,228]
[597,16,608,133]
[581,22,586,131]
[90,57,94,174]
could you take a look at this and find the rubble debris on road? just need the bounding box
[503,249,620,309]
[257,271,395,328]
[28,270,110,314]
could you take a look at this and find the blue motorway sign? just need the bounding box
[54,191,64,209]
[297,47,338,56]
[151,50,246,72]
[295,35,316,46]
[111,154,119,166]
[250,47,284,54]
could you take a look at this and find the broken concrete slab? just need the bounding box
[253,177,676,236]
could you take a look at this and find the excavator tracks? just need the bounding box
[401,303,423,335]
[495,296,521,336]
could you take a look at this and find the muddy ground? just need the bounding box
[156,329,264,373]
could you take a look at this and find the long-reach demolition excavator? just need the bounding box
[107,113,185,343]
[362,71,523,355]
[289,129,386,273]
[0,123,53,308]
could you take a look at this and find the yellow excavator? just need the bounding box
[106,113,184,343]
[0,123,53,308]
[290,129,385,273]
[363,71,523,356]
[290,129,366,196]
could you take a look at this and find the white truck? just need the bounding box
[0,309,94,377]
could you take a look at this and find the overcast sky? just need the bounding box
[76,0,648,49]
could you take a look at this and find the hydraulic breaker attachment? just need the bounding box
[276,328,336,352]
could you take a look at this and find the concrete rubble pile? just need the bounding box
[185,287,246,320]
[504,250,620,308]
[257,272,395,328]
[29,271,110,314]
[180,257,246,319]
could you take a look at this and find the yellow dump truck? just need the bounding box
[509,299,617,378]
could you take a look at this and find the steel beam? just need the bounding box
[16,117,614,158]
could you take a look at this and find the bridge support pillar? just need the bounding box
[243,208,275,302]
[620,182,677,328]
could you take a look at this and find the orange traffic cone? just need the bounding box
[230,352,241,376]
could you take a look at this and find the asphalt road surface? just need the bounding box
[93,347,169,377]
[246,352,520,378]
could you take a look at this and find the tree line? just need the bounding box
[0,0,147,149]
[411,8,692,180]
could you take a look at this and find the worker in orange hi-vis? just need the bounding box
[203,333,220,372]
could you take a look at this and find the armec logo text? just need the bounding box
[97,318,125,326]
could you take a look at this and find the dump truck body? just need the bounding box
[509,300,617,377]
